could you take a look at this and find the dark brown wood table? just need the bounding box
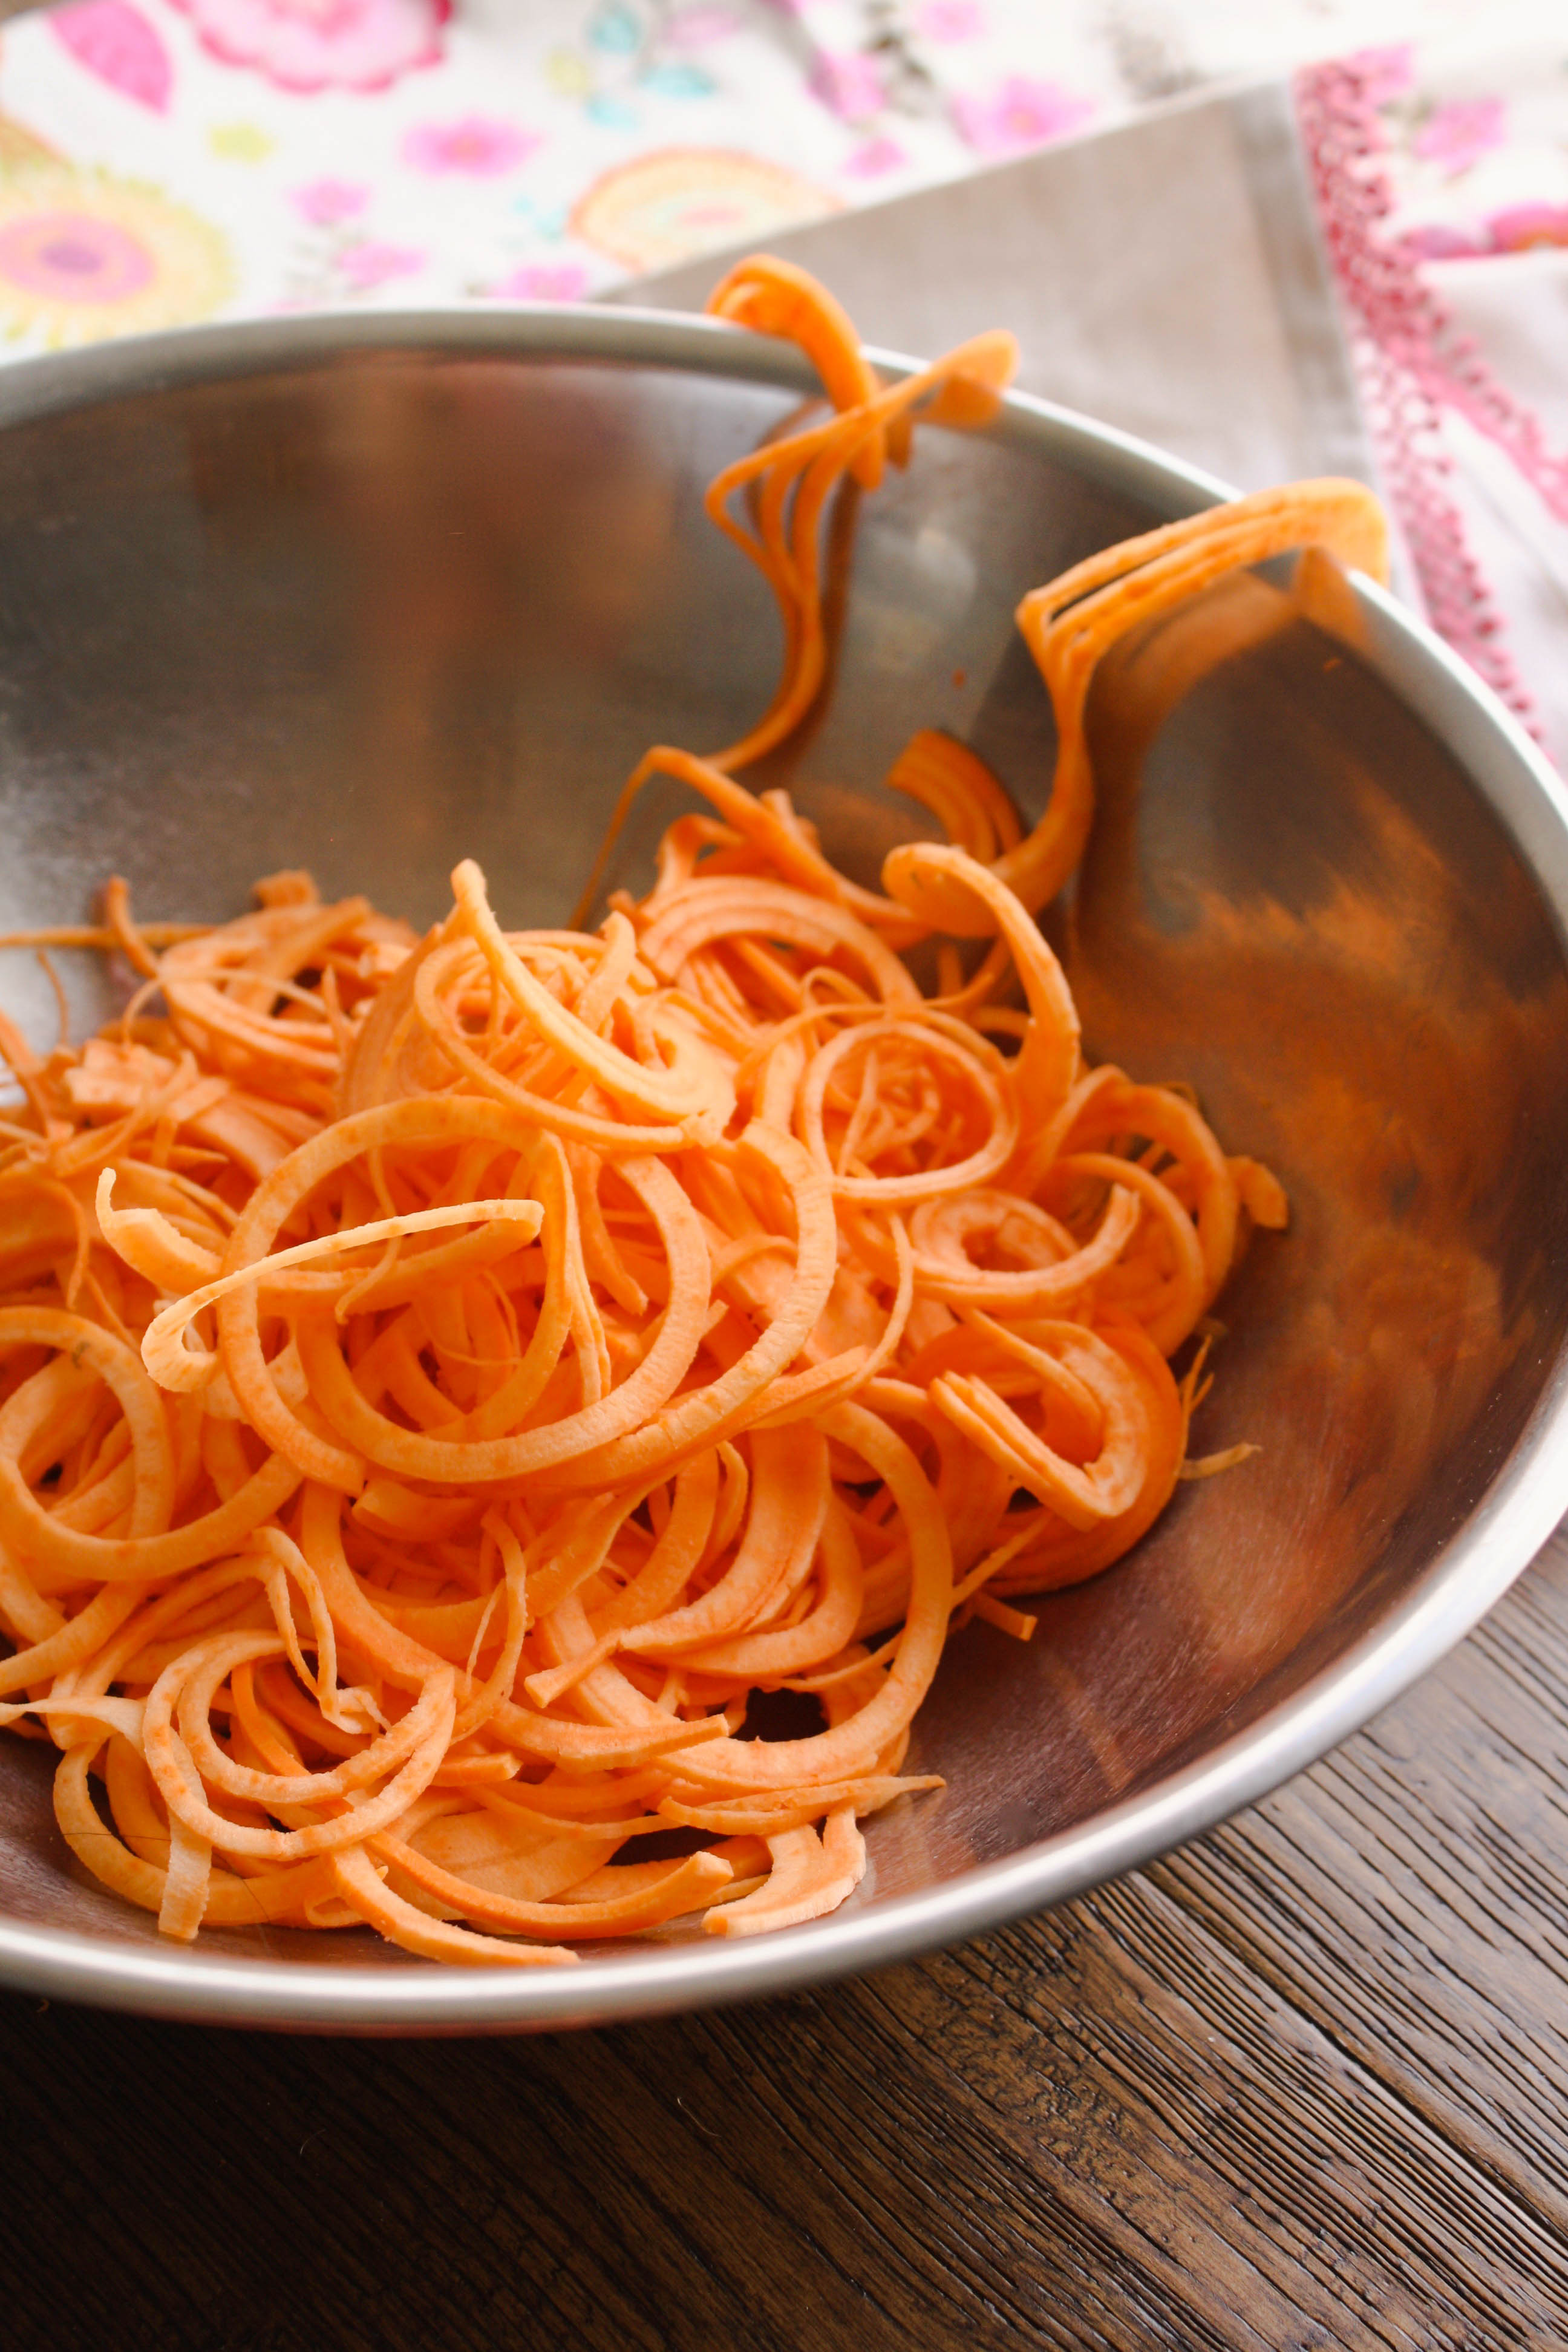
[5,1523,1567,2350]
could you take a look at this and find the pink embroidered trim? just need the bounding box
[1294,56,1545,714]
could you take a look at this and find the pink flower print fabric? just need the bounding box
[401,116,538,177]
[0,0,1558,348]
[843,136,908,177]
[1356,38,1568,264]
[809,51,885,124]
[664,7,743,44]
[291,179,370,227]
[1486,201,1568,252]
[1347,44,1416,106]
[917,2,986,41]
[0,171,232,345]
[166,0,448,94]
[1413,96,1506,174]
[0,209,154,302]
[50,2,172,111]
[482,261,588,301]
[951,74,1095,157]
[339,240,425,288]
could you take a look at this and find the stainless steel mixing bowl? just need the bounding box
[1,308,1566,2031]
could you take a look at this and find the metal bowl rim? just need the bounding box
[0,301,1565,2028]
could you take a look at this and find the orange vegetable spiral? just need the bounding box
[0,258,1380,1961]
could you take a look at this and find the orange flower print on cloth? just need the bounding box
[167,0,448,94]
[0,169,232,348]
[0,114,62,176]
[571,149,839,273]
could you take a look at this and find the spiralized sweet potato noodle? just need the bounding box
[0,253,1330,1962]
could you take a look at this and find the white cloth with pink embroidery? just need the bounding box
[0,0,1549,313]
[0,0,1559,755]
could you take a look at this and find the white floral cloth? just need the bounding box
[0,0,1553,341]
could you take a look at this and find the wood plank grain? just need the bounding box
[893,1893,1568,2350]
[1152,1528,1568,2235]
[6,1803,1568,2352]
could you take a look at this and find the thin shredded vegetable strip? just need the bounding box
[0,255,1323,1961]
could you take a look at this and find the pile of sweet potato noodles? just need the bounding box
[0,257,1388,1965]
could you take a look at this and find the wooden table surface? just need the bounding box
[5,1521,1566,2351]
